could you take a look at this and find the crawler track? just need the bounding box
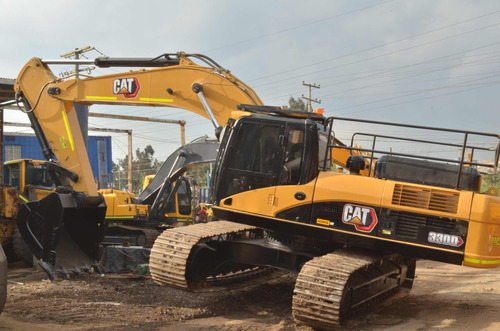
[149,221,270,291]
[293,249,415,330]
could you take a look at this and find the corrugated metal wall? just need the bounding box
[3,134,113,188]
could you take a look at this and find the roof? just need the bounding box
[236,104,325,121]
[0,78,15,104]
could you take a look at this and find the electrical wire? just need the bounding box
[248,9,500,83]
[201,0,398,54]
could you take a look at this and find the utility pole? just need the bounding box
[60,46,97,78]
[302,81,321,112]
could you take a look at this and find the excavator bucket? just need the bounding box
[17,191,106,279]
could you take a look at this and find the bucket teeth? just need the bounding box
[56,267,71,280]
[38,259,58,280]
[68,266,81,276]
[42,262,99,280]
[92,264,103,275]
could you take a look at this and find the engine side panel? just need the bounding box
[216,171,500,267]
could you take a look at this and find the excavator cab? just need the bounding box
[149,176,193,226]
[212,110,320,214]
[4,159,56,201]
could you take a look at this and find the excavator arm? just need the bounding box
[15,53,262,196]
[14,52,263,278]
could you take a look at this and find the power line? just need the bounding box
[201,0,397,53]
[248,8,500,83]
[316,56,500,100]
[336,77,500,116]
[252,22,500,90]
[260,44,500,102]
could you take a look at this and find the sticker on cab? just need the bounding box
[316,218,332,226]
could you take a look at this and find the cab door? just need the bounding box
[272,122,316,224]
[215,119,284,217]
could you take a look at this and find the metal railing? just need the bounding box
[323,116,500,189]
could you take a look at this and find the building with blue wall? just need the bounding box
[3,133,113,189]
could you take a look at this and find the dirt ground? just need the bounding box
[0,259,499,331]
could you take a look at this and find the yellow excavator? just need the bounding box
[2,159,55,266]
[101,136,219,247]
[14,52,500,329]
[0,143,26,316]
[0,187,15,315]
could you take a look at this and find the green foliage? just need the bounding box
[112,145,161,195]
[288,96,307,112]
[186,163,211,187]
[481,172,500,196]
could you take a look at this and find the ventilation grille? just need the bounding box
[392,184,459,214]
[391,211,458,239]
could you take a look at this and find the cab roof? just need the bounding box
[236,104,325,122]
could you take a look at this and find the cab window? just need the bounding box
[176,181,191,216]
[25,166,54,188]
[4,163,20,191]
[221,122,281,197]
[279,127,305,185]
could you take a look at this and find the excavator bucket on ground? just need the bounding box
[17,191,106,279]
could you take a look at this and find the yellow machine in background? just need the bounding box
[0,187,20,248]
[142,175,154,191]
[4,159,55,201]
[99,177,192,247]
[100,137,219,246]
[13,52,500,329]
[1,159,55,266]
[0,161,28,315]
[0,183,20,315]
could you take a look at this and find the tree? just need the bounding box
[288,96,307,112]
[186,163,211,187]
[112,145,161,194]
[481,172,500,196]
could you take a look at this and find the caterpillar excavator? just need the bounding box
[14,52,500,329]
[14,52,262,279]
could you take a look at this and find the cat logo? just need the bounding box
[113,78,140,98]
[342,204,378,233]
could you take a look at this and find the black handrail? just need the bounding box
[323,116,500,190]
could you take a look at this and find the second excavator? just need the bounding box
[14,52,500,329]
[101,136,219,247]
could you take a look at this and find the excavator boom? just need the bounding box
[14,52,262,277]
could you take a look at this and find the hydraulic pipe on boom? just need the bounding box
[192,82,221,135]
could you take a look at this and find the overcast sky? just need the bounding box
[1,0,499,166]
